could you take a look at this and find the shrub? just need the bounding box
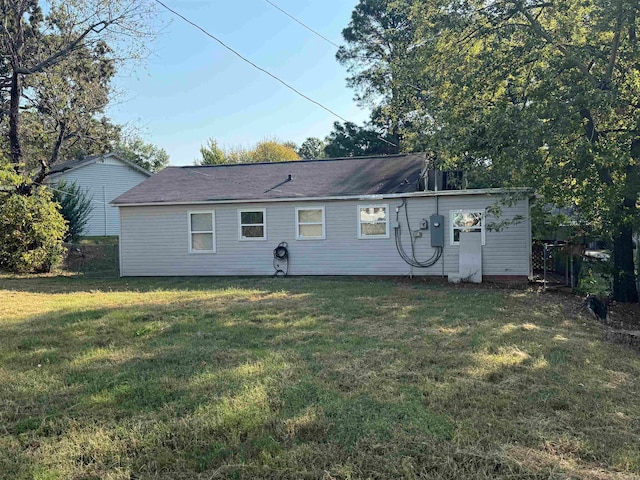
[0,161,68,273]
[51,180,92,242]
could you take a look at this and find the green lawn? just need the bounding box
[0,276,639,479]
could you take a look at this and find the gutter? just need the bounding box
[112,187,533,207]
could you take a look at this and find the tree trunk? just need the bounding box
[612,224,638,303]
[612,145,640,303]
[9,70,23,169]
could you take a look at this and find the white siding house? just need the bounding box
[113,154,532,279]
[46,153,151,237]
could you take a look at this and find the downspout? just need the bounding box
[103,185,107,236]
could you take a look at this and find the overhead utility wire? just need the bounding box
[153,0,349,123]
[262,0,340,49]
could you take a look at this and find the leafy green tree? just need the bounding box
[0,0,156,186]
[198,138,226,165]
[298,137,326,159]
[50,179,92,242]
[407,0,639,302]
[115,135,169,172]
[0,158,67,273]
[224,146,253,164]
[17,39,118,173]
[337,0,420,151]
[249,140,300,162]
[324,121,397,158]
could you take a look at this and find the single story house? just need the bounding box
[112,153,532,279]
[46,153,151,237]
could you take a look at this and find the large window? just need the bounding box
[189,211,215,253]
[450,210,485,245]
[238,209,266,241]
[358,204,389,239]
[296,207,325,240]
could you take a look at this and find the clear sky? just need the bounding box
[107,0,369,166]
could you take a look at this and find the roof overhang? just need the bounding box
[112,187,533,207]
[47,152,152,179]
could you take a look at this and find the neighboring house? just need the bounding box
[46,153,151,237]
[112,153,532,279]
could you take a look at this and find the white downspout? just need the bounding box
[103,185,107,236]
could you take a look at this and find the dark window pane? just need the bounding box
[241,211,264,224]
[241,226,264,238]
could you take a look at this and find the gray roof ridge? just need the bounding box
[175,152,422,169]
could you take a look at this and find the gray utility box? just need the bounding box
[430,215,445,247]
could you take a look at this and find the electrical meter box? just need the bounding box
[430,214,445,247]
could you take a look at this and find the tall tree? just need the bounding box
[198,138,225,165]
[0,0,156,185]
[336,0,420,152]
[408,0,639,302]
[18,39,118,171]
[298,137,326,159]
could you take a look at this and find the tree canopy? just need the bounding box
[115,135,170,173]
[196,139,300,165]
[337,0,420,151]
[393,0,640,302]
[0,0,157,185]
[298,137,326,159]
[249,140,299,163]
[324,121,398,158]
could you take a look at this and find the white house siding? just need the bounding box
[49,162,149,236]
[118,194,531,277]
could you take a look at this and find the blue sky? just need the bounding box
[108,0,369,166]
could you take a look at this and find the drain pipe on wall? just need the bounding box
[103,185,108,236]
[438,194,445,278]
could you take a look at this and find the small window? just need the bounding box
[358,204,389,239]
[450,210,485,245]
[296,207,325,240]
[189,211,215,253]
[238,209,266,241]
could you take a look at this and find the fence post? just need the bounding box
[543,244,547,291]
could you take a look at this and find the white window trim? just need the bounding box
[188,210,216,254]
[295,206,326,240]
[450,209,486,246]
[237,208,267,241]
[357,204,390,239]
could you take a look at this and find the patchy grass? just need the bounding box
[0,276,639,479]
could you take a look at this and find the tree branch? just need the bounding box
[603,0,625,88]
[516,3,599,88]
[15,19,113,75]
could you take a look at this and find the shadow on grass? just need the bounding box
[1,277,639,479]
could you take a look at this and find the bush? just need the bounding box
[51,180,92,242]
[0,166,68,273]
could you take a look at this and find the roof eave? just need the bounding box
[48,153,152,178]
[112,187,533,207]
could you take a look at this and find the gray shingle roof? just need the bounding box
[48,153,151,177]
[48,156,96,175]
[112,153,426,205]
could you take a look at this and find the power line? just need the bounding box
[153,0,349,123]
[262,0,340,49]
